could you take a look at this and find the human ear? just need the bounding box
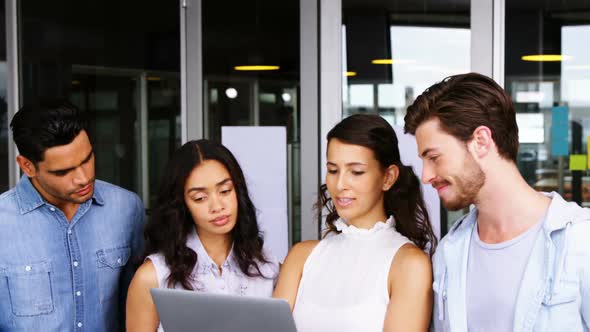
[470,126,493,158]
[383,164,399,191]
[16,155,37,177]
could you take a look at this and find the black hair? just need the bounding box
[10,99,87,164]
[144,139,270,289]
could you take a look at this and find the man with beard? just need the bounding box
[0,100,144,331]
[404,73,590,331]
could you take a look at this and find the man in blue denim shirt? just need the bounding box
[0,100,145,331]
[405,73,590,331]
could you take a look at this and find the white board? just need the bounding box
[222,127,289,261]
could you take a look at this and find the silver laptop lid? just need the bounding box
[150,288,298,332]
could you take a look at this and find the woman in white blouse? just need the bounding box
[126,139,278,332]
[274,114,437,331]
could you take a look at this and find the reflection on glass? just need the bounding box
[21,0,180,207]
[506,1,590,207]
[342,0,470,234]
[343,25,470,122]
[202,1,301,243]
[147,77,182,205]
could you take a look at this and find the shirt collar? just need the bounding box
[542,191,590,232]
[334,215,395,235]
[92,182,105,206]
[15,175,45,214]
[15,175,105,215]
[186,227,239,271]
[446,191,590,242]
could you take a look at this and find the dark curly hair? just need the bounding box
[144,139,270,289]
[317,114,437,256]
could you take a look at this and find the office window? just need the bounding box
[342,0,471,234]
[506,0,590,206]
[202,0,301,242]
[21,0,181,207]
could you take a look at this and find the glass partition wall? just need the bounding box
[505,1,590,207]
[202,0,302,243]
[20,0,181,207]
[341,0,471,234]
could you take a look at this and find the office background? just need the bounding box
[1,0,589,244]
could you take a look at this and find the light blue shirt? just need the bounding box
[432,192,590,332]
[148,227,279,332]
[148,227,279,294]
[0,176,145,332]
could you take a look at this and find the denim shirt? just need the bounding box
[0,176,145,332]
[431,192,590,332]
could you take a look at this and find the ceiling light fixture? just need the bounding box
[371,59,393,65]
[225,88,238,99]
[281,92,292,102]
[521,54,571,62]
[234,65,280,71]
[371,58,416,65]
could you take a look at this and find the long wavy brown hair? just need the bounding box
[143,139,270,289]
[317,114,437,256]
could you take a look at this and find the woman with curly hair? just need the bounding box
[274,114,437,331]
[126,139,278,332]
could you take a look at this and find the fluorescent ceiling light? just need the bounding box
[372,59,393,64]
[521,54,572,62]
[345,71,357,77]
[234,65,280,71]
[371,58,415,65]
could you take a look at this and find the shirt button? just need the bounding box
[76,291,81,297]
[77,322,83,328]
[68,229,72,235]
[117,258,122,264]
[25,265,31,272]
[73,261,79,267]
[50,207,55,212]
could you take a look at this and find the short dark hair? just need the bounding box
[404,72,519,162]
[10,99,87,164]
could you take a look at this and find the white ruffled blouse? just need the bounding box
[293,216,412,332]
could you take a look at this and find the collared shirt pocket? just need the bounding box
[5,261,54,317]
[96,246,130,303]
[539,279,583,331]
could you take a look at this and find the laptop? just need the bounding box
[151,288,298,332]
